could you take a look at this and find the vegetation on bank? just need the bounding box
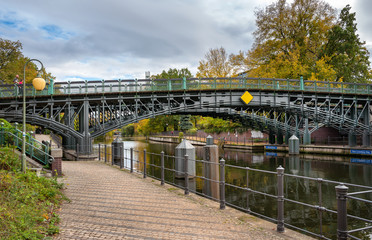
[0,147,66,239]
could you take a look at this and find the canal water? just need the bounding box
[94,138,372,239]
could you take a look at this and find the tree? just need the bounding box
[0,38,23,82]
[233,0,337,80]
[121,124,135,137]
[322,5,371,83]
[154,68,192,79]
[179,115,193,132]
[197,47,233,77]
[152,68,193,132]
[0,38,55,84]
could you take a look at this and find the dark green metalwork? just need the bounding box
[0,125,53,165]
[1,77,372,154]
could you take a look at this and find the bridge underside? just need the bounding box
[0,88,371,154]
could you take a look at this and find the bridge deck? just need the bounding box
[56,161,311,239]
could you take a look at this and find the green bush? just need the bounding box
[178,132,184,143]
[0,147,66,239]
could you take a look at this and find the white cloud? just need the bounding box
[0,0,371,81]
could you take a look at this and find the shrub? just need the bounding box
[0,147,66,239]
[178,132,184,143]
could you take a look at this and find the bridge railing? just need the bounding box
[95,143,372,240]
[0,125,54,165]
[2,77,372,97]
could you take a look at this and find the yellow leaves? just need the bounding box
[42,213,49,220]
[196,47,233,78]
[308,57,336,81]
[135,119,150,135]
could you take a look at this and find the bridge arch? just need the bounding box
[0,77,371,153]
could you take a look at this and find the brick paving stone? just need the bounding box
[55,161,314,240]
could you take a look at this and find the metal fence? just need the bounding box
[96,143,372,240]
[0,126,54,165]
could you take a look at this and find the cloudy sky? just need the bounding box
[1,0,371,82]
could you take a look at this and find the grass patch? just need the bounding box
[0,147,67,239]
[167,187,178,192]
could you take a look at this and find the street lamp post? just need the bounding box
[22,59,46,173]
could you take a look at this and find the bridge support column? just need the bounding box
[362,130,370,147]
[303,118,311,145]
[62,135,76,150]
[362,104,371,147]
[348,130,357,147]
[277,130,283,144]
[62,103,76,150]
[269,130,276,144]
[78,100,92,154]
[285,130,290,145]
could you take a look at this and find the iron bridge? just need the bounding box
[0,77,371,154]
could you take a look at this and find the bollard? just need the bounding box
[277,165,285,233]
[98,144,101,161]
[220,158,226,209]
[120,146,123,169]
[184,154,189,195]
[246,167,250,212]
[161,151,165,185]
[104,145,107,163]
[143,149,147,178]
[336,184,348,240]
[111,146,114,165]
[130,148,133,173]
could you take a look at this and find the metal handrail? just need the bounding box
[0,128,54,165]
[1,77,372,98]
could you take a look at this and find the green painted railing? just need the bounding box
[0,77,371,97]
[0,125,53,165]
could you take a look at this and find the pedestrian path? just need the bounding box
[55,161,312,240]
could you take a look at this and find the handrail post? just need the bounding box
[300,76,304,91]
[184,154,189,195]
[85,80,88,93]
[318,178,323,237]
[68,81,71,94]
[120,145,123,169]
[29,131,34,158]
[76,143,79,161]
[168,79,172,91]
[182,77,186,90]
[336,184,348,240]
[98,144,101,161]
[220,158,226,209]
[14,123,19,148]
[161,151,165,185]
[130,147,133,173]
[111,144,114,166]
[143,149,147,178]
[104,144,107,163]
[277,165,285,233]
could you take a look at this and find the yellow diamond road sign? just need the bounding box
[240,91,253,105]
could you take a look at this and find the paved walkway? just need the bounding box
[56,161,312,240]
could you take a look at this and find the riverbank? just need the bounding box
[149,135,372,159]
